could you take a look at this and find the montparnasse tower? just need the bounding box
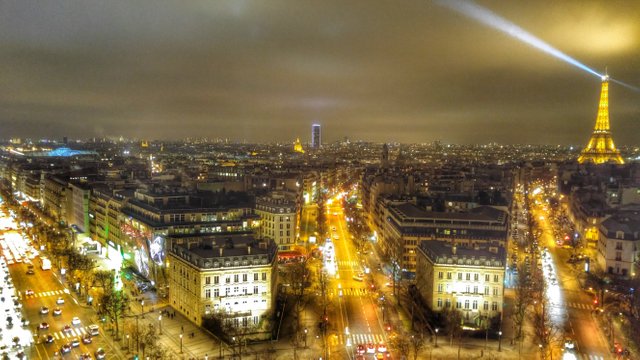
[577,74,624,165]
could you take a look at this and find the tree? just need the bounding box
[390,334,411,359]
[531,293,559,360]
[410,333,427,360]
[224,320,256,360]
[316,194,327,239]
[440,307,462,346]
[92,270,116,290]
[512,262,534,342]
[99,288,128,340]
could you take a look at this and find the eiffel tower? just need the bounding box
[577,74,624,164]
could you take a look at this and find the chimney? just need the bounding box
[452,245,457,255]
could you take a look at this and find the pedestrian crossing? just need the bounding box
[24,289,69,298]
[36,326,91,341]
[333,288,368,297]
[577,353,604,360]
[567,302,593,310]
[337,260,361,270]
[330,333,386,346]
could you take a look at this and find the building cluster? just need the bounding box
[360,147,512,325]
[559,162,640,276]
[0,138,351,334]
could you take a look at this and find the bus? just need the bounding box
[41,257,51,270]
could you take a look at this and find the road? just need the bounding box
[532,198,610,360]
[326,198,388,359]
[0,210,118,360]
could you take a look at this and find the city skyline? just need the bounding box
[1,1,639,145]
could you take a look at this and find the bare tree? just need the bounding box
[512,262,534,342]
[390,334,411,359]
[410,333,427,360]
[440,307,463,346]
[531,293,559,360]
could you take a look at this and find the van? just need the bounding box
[88,324,99,336]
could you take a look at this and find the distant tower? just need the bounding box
[141,140,149,148]
[293,138,305,153]
[578,74,624,164]
[381,143,389,168]
[63,136,68,145]
[311,124,321,149]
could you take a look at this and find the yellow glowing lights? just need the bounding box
[578,77,624,164]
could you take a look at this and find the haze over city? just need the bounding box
[1,0,639,144]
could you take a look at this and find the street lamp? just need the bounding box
[304,328,308,348]
[126,334,130,352]
[141,300,144,313]
[435,328,439,348]
[158,315,162,334]
[498,331,502,352]
[179,333,183,353]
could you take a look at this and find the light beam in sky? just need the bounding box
[436,0,602,78]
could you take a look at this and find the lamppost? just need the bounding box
[158,315,162,334]
[141,300,145,314]
[179,333,183,353]
[304,328,308,348]
[498,331,502,352]
[126,334,130,353]
[435,328,439,348]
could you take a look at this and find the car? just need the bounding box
[24,289,34,296]
[95,347,106,359]
[72,317,81,325]
[53,308,62,316]
[26,269,34,275]
[60,343,72,354]
[81,334,92,344]
[564,338,575,350]
[20,319,29,327]
[56,297,65,305]
[356,344,366,355]
[13,300,22,309]
[366,343,376,354]
[375,352,391,359]
[79,354,92,360]
[88,324,100,336]
[42,334,54,344]
[377,343,387,353]
[38,322,49,330]
[70,338,80,347]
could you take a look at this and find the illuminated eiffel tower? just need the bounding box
[577,74,624,164]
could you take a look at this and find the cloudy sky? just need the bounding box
[1,0,639,145]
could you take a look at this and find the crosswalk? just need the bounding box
[337,260,361,270]
[567,302,593,310]
[578,353,604,360]
[36,326,91,341]
[331,333,386,346]
[24,289,68,298]
[333,288,368,297]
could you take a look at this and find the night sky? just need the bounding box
[1,1,639,145]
